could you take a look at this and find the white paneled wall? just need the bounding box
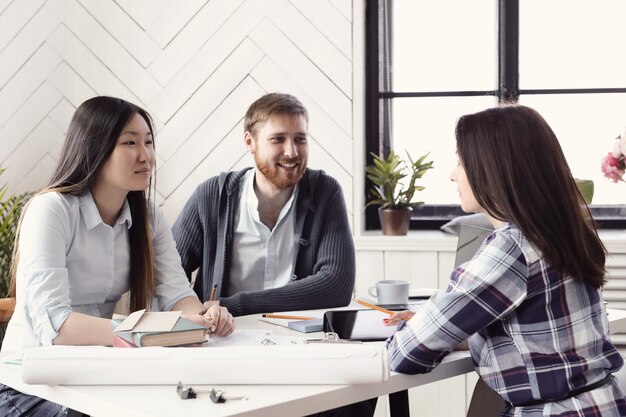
[604,237,626,348]
[606,253,626,310]
[0,0,354,227]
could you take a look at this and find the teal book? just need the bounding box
[116,317,207,347]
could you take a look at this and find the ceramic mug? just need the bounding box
[368,280,410,305]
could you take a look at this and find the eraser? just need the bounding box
[288,319,323,333]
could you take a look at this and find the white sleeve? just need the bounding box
[18,193,73,346]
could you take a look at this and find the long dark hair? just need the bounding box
[11,96,156,310]
[455,104,606,287]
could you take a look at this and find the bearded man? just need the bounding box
[172,93,355,316]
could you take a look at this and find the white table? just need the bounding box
[0,313,474,417]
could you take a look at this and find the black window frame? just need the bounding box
[365,0,626,230]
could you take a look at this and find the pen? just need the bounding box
[354,298,407,319]
[262,314,317,320]
[209,284,218,302]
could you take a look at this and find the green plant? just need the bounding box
[366,150,434,210]
[0,169,31,298]
[575,179,594,205]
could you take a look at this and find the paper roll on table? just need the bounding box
[21,344,389,385]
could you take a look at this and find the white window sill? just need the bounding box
[354,229,626,253]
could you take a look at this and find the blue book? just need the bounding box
[288,319,323,333]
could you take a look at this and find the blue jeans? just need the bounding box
[0,384,66,417]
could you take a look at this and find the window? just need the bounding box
[365,0,626,230]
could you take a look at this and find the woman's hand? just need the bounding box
[383,310,416,326]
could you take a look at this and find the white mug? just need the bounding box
[368,280,410,305]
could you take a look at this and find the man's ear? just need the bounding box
[244,131,255,153]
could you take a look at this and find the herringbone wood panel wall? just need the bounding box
[0,0,354,225]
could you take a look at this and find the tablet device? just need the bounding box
[323,309,398,341]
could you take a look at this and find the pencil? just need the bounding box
[198,284,218,317]
[209,284,218,302]
[354,298,397,316]
[262,314,317,320]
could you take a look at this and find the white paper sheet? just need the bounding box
[257,317,292,328]
[203,329,307,346]
[21,344,389,385]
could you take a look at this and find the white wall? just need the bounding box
[0,0,355,227]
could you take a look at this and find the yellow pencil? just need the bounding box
[354,298,410,321]
[262,314,317,320]
[198,284,219,317]
[354,298,396,315]
[209,284,218,302]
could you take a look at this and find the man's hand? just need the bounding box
[183,304,235,337]
[203,303,235,336]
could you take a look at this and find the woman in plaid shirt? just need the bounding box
[386,105,626,416]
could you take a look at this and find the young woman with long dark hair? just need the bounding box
[386,105,626,416]
[0,96,234,416]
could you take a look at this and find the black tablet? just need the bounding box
[323,309,398,341]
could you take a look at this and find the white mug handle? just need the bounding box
[368,286,378,298]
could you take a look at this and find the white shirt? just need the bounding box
[227,170,297,296]
[1,191,195,351]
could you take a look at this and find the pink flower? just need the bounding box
[612,140,623,158]
[613,134,626,158]
[602,131,626,183]
[601,152,625,182]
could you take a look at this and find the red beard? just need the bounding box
[255,155,307,189]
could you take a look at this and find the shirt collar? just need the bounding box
[79,190,133,230]
[243,170,298,225]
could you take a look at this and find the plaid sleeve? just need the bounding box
[387,230,529,374]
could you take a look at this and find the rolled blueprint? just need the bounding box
[21,344,389,385]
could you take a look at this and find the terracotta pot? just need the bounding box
[378,208,412,235]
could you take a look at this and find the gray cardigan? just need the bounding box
[172,168,355,316]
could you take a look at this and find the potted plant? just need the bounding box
[0,168,31,341]
[366,150,434,235]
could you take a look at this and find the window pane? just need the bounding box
[519,93,626,204]
[393,1,497,92]
[391,96,497,205]
[520,1,626,89]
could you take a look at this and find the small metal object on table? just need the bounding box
[176,381,247,403]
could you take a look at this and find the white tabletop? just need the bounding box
[0,312,474,417]
[3,308,625,417]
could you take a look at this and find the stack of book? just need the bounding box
[113,310,207,348]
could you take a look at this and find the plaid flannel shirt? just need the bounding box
[387,223,626,416]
